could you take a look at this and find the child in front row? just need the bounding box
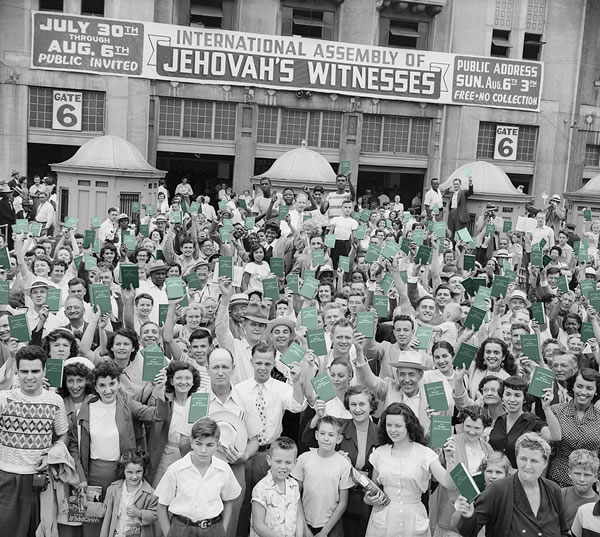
[100,448,158,537]
[155,418,242,537]
[292,415,354,537]
[251,437,305,537]
[561,449,599,530]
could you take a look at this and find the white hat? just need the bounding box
[390,350,429,370]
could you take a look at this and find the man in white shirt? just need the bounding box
[26,279,62,338]
[98,207,119,244]
[35,192,55,231]
[423,177,444,220]
[531,210,555,250]
[136,260,168,324]
[252,178,280,223]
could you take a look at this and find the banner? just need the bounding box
[31,12,543,111]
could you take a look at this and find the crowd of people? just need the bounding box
[1,169,600,537]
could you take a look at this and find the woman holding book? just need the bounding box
[455,432,570,537]
[465,337,517,398]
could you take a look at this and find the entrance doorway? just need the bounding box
[357,166,425,210]
[28,143,80,178]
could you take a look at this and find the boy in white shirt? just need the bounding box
[328,200,358,269]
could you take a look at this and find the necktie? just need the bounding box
[256,385,267,446]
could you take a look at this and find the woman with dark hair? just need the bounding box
[363,403,455,537]
[99,244,119,270]
[488,376,561,468]
[56,358,95,419]
[105,327,142,397]
[466,337,517,398]
[547,368,600,487]
[424,341,457,415]
[42,328,79,360]
[242,244,270,292]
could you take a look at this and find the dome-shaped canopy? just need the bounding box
[253,141,336,184]
[52,135,165,177]
[570,173,600,195]
[440,161,527,196]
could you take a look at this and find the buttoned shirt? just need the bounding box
[424,188,443,211]
[509,476,561,537]
[236,377,305,445]
[203,384,260,439]
[154,453,241,521]
[136,280,168,324]
[250,473,301,537]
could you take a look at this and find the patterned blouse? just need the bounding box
[250,473,300,537]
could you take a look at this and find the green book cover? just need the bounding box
[218,256,233,280]
[131,202,140,213]
[380,272,394,294]
[189,201,200,214]
[490,275,511,299]
[412,229,425,246]
[457,228,473,243]
[299,277,319,300]
[269,257,284,278]
[415,325,434,350]
[219,228,231,243]
[89,284,112,313]
[120,264,139,290]
[218,200,228,212]
[158,303,169,327]
[581,322,595,343]
[531,250,543,267]
[184,272,204,290]
[301,306,319,330]
[287,274,300,295]
[425,381,449,411]
[171,210,182,224]
[402,211,411,223]
[74,256,82,271]
[360,209,372,222]
[473,286,491,310]
[13,219,28,234]
[156,249,165,261]
[312,248,325,267]
[453,342,479,369]
[356,224,367,240]
[557,274,569,294]
[145,204,155,216]
[141,343,167,382]
[180,201,188,215]
[165,277,185,300]
[580,280,595,299]
[589,290,600,313]
[281,342,306,366]
[485,223,495,236]
[64,216,79,229]
[188,392,210,423]
[122,233,136,251]
[222,218,233,230]
[504,269,518,282]
[432,221,447,240]
[303,214,313,222]
[92,238,101,254]
[415,245,433,265]
[400,237,410,254]
[471,278,488,295]
[400,270,408,283]
[45,288,61,312]
[356,311,376,339]
[520,334,540,362]
[278,204,289,221]
[340,160,351,174]
[307,328,328,356]
[584,208,593,221]
[574,241,581,255]
[542,254,552,267]
[503,220,512,233]
[245,216,256,229]
[463,254,476,271]
[238,199,247,210]
[84,255,97,270]
[373,295,389,318]
[324,234,336,248]
[386,218,392,229]
[339,256,350,273]
[304,269,316,281]
[45,358,64,388]
[460,277,473,296]
[578,248,589,263]
[311,372,336,402]
[0,248,10,269]
[29,222,43,237]
[90,216,101,228]
[83,229,96,248]
[464,306,486,330]
[430,415,452,448]
[381,239,400,260]
[9,313,30,342]
[364,243,382,264]
[432,206,440,216]
[0,281,8,305]
[450,463,481,503]
[531,302,545,325]
[352,211,360,222]
[262,278,280,301]
[528,367,556,398]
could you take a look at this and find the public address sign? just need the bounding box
[31,12,543,112]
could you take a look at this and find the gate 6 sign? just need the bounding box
[494,125,519,160]
[52,90,82,131]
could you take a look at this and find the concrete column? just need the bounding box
[232,103,257,193]
[340,112,362,181]
[0,83,28,180]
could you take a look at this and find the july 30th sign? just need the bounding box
[31,12,543,112]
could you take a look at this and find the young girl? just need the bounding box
[100,449,158,537]
[242,244,271,292]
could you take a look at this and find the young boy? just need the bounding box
[562,449,600,529]
[251,437,305,537]
[328,199,358,268]
[291,416,353,537]
[155,418,241,537]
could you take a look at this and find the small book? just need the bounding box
[269,257,284,278]
[45,358,64,388]
[463,254,476,271]
[307,328,328,356]
[360,209,372,222]
[461,277,473,297]
[415,325,434,350]
[432,221,447,241]
[89,284,112,313]
[453,342,479,370]
[456,228,473,243]
[412,229,425,245]
[301,306,319,330]
[238,199,247,210]
[145,204,155,216]
[158,304,169,328]
[141,343,167,382]
[245,216,256,229]
[356,311,376,339]
[415,245,433,265]
[188,392,210,423]
[311,372,336,402]
[531,250,543,267]
[287,274,300,294]
[584,208,593,222]
[0,248,10,269]
[425,381,449,411]
[219,228,231,244]
[381,240,400,260]
[281,342,306,366]
[339,256,350,273]
[90,216,101,228]
[83,229,96,249]
[262,278,280,301]
[165,277,185,300]
[380,273,394,294]
[64,216,79,229]
[373,295,389,318]
[399,238,411,254]
[528,366,556,398]
[155,249,165,261]
[504,269,518,282]
[340,160,351,174]
[84,255,97,270]
[490,275,511,299]
[364,243,382,264]
[218,256,233,280]
[324,234,336,248]
[131,202,140,213]
[430,415,452,448]
[9,313,30,342]
[557,274,569,294]
[503,220,512,233]
[531,302,546,325]
[45,288,61,312]
[13,219,28,234]
[92,238,101,254]
[485,223,495,236]
[29,222,43,237]
[0,281,9,305]
[450,463,481,504]
[581,322,595,343]
[590,290,600,313]
[184,272,203,290]
[520,334,540,362]
[312,248,325,267]
[122,233,136,251]
[471,279,488,297]
[356,224,367,240]
[299,277,319,300]
[120,264,139,290]
[515,216,536,233]
[464,306,486,330]
[189,201,201,214]
[278,205,289,221]
[218,200,228,212]
[580,280,595,299]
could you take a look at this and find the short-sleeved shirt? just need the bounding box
[291,449,353,527]
[326,192,349,219]
[330,216,358,241]
[0,389,68,474]
[488,412,545,467]
[561,487,599,530]
[155,453,241,521]
[251,473,300,537]
[571,500,600,537]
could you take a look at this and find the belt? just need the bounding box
[173,513,223,529]
[258,444,271,452]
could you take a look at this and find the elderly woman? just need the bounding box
[455,432,570,537]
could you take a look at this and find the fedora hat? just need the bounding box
[0,184,12,193]
[267,316,296,334]
[230,293,249,308]
[507,289,531,308]
[146,259,168,274]
[243,303,269,324]
[390,350,429,370]
[209,410,248,461]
